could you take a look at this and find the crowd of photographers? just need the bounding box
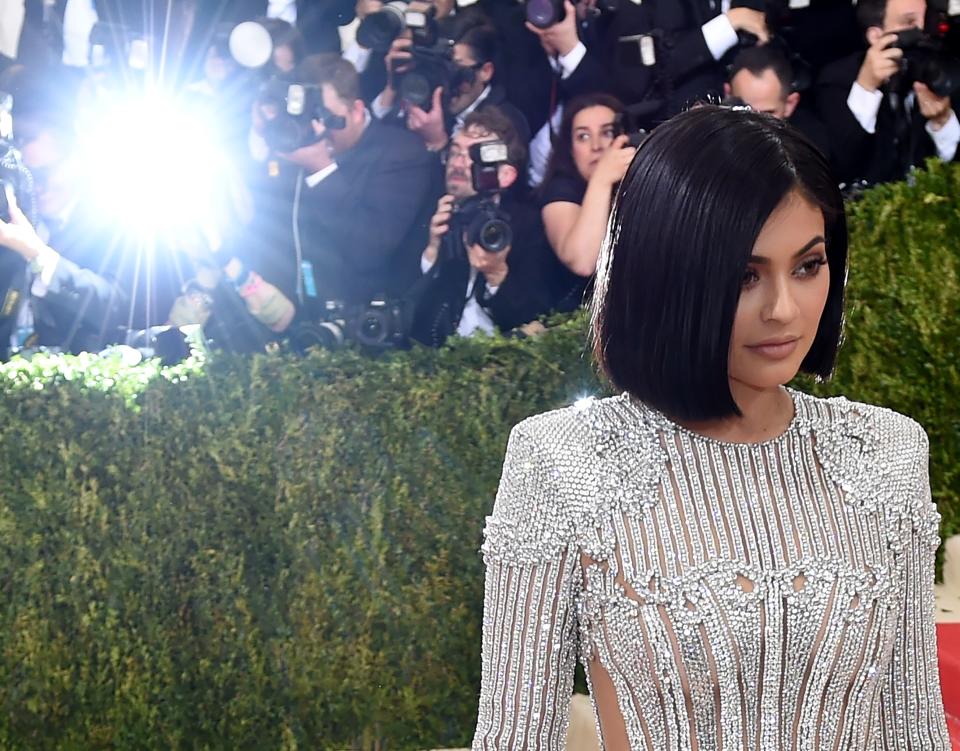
[0,0,956,361]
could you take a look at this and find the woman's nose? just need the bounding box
[762,276,801,322]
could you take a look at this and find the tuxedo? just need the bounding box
[297,119,439,307]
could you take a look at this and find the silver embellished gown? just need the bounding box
[472,390,949,750]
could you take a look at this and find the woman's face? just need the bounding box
[728,189,830,394]
[571,105,617,181]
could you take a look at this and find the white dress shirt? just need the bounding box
[420,255,499,337]
[846,81,960,162]
[62,0,99,67]
[267,0,298,25]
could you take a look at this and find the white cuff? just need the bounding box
[421,253,436,274]
[702,14,738,61]
[846,81,883,134]
[30,245,61,297]
[548,42,586,80]
[305,163,338,187]
[371,91,393,120]
[926,109,960,162]
[484,283,500,296]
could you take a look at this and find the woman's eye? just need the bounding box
[575,132,590,142]
[795,256,827,277]
[741,268,760,288]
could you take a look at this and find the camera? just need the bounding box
[447,140,512,255]
[288,299,411,352]
[396,40,462,112]
[525,0,565,29]
[890,27,960,98]
[454,196,513,253]
[357,0,440,52]
[525,0,617,30]
[259,80,348,153]
[614,107,649,148]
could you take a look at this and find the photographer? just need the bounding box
[816,0,959,185]
[373,21,530,151]
[274,56,436,305]
[539,93,633,283]
[0,114,128,359]
[543,0,770,124]
[725,45,832,160]
[410,106,552,346]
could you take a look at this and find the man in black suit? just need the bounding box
[0,115,129,359]
[725,45,833,160]
[815,0,959,185]
[373,22,531,151]
[278,57,437,307]
[410,106,553,347]
[526,0,770,126]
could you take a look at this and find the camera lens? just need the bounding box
[356,3,407,52]
[525,0,564,29]
[478,218,512,253]
[263,117,310,153]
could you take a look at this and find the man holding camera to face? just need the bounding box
[272,56,436,307]
[372,18,530,152]
[409,106,552,347]
[816,0,959,185]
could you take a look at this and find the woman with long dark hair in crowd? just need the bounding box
[473,105,948,749]
[539,93,635,282]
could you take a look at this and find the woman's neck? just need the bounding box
[674,383,796,445]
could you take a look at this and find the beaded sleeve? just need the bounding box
[472,422,580,750]
[877,424,950,748]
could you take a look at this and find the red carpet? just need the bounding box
[940,624,960,749]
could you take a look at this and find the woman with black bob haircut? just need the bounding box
[473,105,948,749]
[593,104,846,422]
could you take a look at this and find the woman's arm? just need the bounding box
[877,423,949,749]
[473,424,579,750]
[542,139,635,277]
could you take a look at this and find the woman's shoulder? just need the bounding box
[792,389,928,456]
[538,172,587,209]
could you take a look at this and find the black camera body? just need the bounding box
[890,27,960,99]
[396,40,462,112]
[289,299,411,352]
[259,80,348,153]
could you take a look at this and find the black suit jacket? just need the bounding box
[815,51,956,185]
[298,119,438,306]
[0,242,128,360]
[409,194,554,347]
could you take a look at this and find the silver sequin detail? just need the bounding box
[473,389,948,750]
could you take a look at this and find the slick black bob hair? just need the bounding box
[591,105,847,422]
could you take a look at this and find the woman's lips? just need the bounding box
[746,338,799,360]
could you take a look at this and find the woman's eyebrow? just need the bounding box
[750,235,825,264]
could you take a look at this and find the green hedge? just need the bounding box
[0,162,956,750]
